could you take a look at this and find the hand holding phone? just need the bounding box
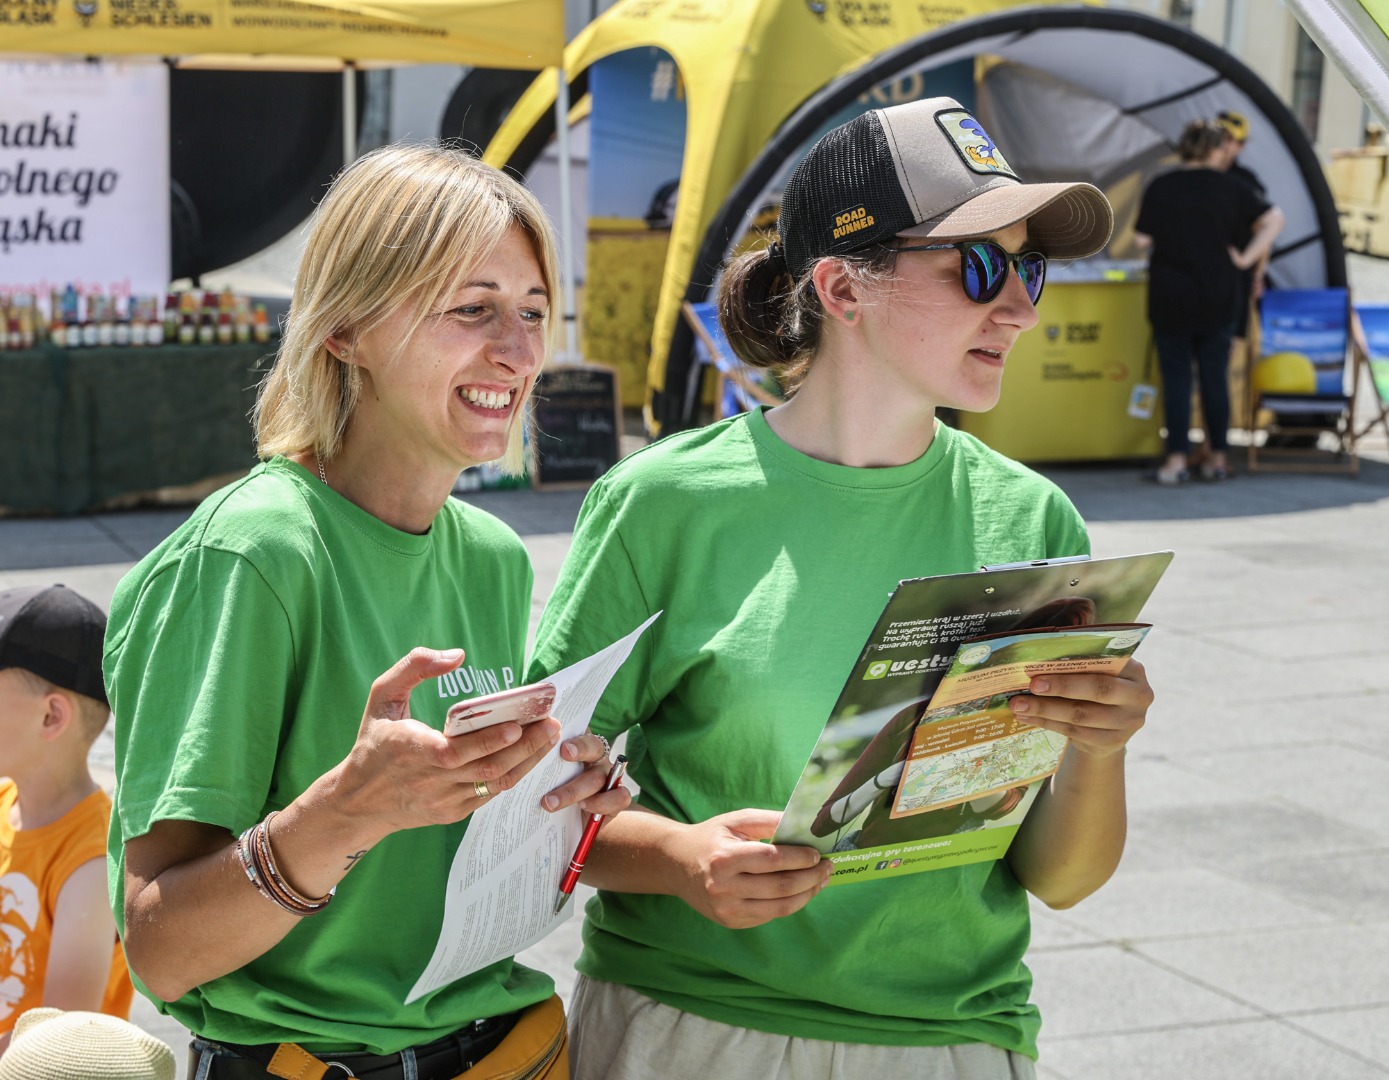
[444,681,557,737]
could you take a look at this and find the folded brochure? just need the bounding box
[889,623,1149,820]
[772,551,1172,885]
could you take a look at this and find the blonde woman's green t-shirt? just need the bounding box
[105,457,549,1054]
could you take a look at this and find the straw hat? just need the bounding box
[0,1009,175,1080]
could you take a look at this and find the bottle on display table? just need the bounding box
[177,292,198,344]
[234,296,253,344]
[126,297,142,346]
[163,293,180,343]
[252,303,271,345]
[142,297,165,346]
[88,295,110,346]
[80,295,100,347]
[61,285,80,326]
[198,293,217,345]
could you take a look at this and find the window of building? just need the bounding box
[1291,24,1325,139]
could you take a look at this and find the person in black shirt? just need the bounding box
[1135,120,1284,483]
[1216,110,1269,340]
[1216,111,1267,198]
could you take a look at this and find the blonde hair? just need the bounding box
[254,142,561,474]
[11,668,110,745]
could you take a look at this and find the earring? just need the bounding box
[844,310,856,322]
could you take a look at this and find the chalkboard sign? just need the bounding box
[531,363,622,489]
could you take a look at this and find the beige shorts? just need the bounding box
[568,975,1038,1080]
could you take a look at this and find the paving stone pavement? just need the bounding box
[3,451,1387,1079]
[4,255,1389,1076]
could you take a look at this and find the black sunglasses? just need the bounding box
[892,241,1048,306]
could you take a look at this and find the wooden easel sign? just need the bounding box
[530,363,623,490]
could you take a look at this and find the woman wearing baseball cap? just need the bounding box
[528,97,1156,1079]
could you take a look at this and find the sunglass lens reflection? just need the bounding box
[1018,252,1046,304]
[963,243,1008,304]
[961,243,1045,305]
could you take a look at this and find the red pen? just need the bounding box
[554,754,627,915]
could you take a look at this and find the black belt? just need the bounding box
[191,1010,521,1080]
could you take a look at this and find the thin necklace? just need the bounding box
[317,455,328,485]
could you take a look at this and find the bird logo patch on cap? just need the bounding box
[936,109,1018,180]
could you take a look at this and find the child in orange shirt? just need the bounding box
[0,584,133,1056]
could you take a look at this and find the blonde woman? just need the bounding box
[104,144,624,1079]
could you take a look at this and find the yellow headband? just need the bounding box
[1218,111,1249,142]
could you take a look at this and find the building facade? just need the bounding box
[1108,0,1371,155]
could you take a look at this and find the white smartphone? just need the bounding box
[444,681,557,737]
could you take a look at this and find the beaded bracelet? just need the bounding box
[235,812,334,916]
[258,812,334,913]
[234,823,273,904]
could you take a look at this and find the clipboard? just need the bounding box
[771,549,1174,880]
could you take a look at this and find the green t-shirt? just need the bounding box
[528,409,1090,1057]
[105,457,551,1054]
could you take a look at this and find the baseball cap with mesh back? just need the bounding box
[777,96,1113,280]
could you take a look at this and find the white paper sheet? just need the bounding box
[406,611,661,1003]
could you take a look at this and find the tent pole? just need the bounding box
[343,62,357,166]
[553,66,580,362]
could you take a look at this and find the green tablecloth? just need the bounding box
[0,342,273,515]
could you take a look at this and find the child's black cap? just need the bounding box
[0,584,108,706]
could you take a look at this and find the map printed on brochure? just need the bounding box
[889,624,1150,819]
[772,551,1172,886]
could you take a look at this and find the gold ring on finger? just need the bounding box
[473,779,491,799]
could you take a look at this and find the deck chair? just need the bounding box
[1351,302,1389,444]
[682,300,783,419]
[1246,287,1359,475]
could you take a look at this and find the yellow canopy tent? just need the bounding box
[484,0,1045,430]
[1,0,562,69]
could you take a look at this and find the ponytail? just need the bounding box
[715,242,898,393]
[718,247,815,368]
